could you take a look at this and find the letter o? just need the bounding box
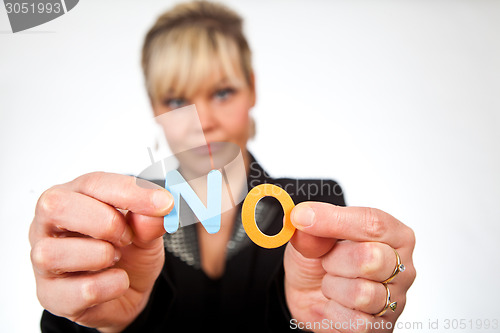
[241,184,296,249]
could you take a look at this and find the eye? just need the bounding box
[163,97,187,109]
[213,87,235,101]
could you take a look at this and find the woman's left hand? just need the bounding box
[284,202,416,332]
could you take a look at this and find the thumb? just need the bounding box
[126,212,167,246]
[290,203,336,258]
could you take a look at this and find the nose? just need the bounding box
[195,101,216,135]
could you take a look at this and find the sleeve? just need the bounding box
[41,311,98,333]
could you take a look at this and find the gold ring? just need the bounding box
[381,249,405,284]
[374,283,397,317]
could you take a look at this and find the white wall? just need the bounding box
[1,0,499,332]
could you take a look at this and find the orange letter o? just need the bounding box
[241,184,296,249]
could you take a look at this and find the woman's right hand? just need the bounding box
[29,172,174,332]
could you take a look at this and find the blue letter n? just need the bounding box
[163,169,222,234]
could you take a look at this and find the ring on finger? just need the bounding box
[381,249,405,284]
[373,283,397,317]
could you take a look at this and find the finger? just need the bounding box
[66,172,174,217]
[322,275,387,315]
[321,241,397,282]
[290,228,336,259]
[36,187,133,247]
[291,202,411,249]
[31,237,120,276]
[126,211,165,245]
[284,242,326,290]
[115,236,165,293]
[322,299,387,333]
[36,268,129,319]
[69,288,145,330]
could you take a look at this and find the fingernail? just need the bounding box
[292,206,315,229]
[153,189,174,212]
[113,248,121,263]
[119,226,133,246]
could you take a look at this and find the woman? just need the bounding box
[30,1,416,332]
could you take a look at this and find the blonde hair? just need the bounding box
[141,1,253,102]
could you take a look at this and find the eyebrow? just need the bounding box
[212,77,244,90]
[162,90,182,99]
[162,77,242,100]
[213,78,232,87]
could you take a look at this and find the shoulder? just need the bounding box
[270,177,346,206]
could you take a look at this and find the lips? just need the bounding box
[191,142,226,156]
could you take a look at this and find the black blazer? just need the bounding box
[41,155,345,333]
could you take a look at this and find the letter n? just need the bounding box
[163,169,222,234]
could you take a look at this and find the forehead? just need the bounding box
[148,26,246,101]
[169,69,244,98]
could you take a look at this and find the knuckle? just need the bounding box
[31,239,51,271]
[398,295,407,311]
[101,209,121,243]
[358,242,384,276]
[122,176,138,208]
[363,208,387,239]
[75,172,105,192]
[60,296,85,319]
[29,221,38,246]
[355,325,369,333]
[320,275,333,298]
[75,171,104,188]
[406,265,417,285]
[100,242,116,266]
[321,253,333,273]
[36,186,65,217]
[351,314,371,333]
[124,174,137,189]
[81,280,99,306]
[353,280,375,309]
[406,227,416,248]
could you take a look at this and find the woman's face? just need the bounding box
[152,68,256,160]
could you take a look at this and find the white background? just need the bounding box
[1,0,499,332]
